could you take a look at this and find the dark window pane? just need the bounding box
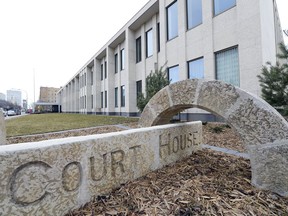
[121,85,125,107]
[115,53,118,73]
[136,37,142,63]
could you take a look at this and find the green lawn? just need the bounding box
[5,113,138,137]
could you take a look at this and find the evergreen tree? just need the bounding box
[257,43,288,114]
[137,65,170,112]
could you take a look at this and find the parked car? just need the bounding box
[7,110,16,116]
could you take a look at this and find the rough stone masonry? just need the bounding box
[139,79,288,197]
[0,122,202,216]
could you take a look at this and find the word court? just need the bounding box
[0,122,202,215]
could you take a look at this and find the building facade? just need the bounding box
[7,89,21,106]
[39,87,60,103]
[58,0,284,119]
[0,93,5,101]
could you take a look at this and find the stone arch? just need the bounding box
[139,79,288,196]
[139,79,288,146]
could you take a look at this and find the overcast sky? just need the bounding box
[0,0,287,106]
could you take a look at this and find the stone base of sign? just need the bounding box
[0,122,202,215]
[0,113,6,145]
[248,140,288,197]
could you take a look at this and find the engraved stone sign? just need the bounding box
[0,122,202,215]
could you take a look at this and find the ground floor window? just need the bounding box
[168,65,179,83]
[121,85,125,107]
[215,46,239,86]
[188,57,204,79]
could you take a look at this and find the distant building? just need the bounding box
[39,87,60,103]
[7,89,21,106]
[0,93,5,101]
[35,87,60,113]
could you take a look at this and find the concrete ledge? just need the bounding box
[248,140,288,197]
[0,122,202,215]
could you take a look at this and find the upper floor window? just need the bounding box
[136,37,142,63]
[214,0,236,16]
[104,61,107,79]
[91,71,93,85]
[146,29,153,58]
[187,0,202,29]
[188,57,204,79]
[120,49,125,70]
[101,64,103,81]
[115,53,118,73]
[167,1,178,40]
[168,65,179,84]
[215,46,239,86]
[157,23,160,52]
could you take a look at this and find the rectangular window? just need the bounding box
[188,57,204,79]
[104,61,107,79]
[136,80,142,100]
[105,91,107,108]
[91,95,93,108]
[101,64,103,81]
[101,92,103,108]
[146,29,153,58]
[215,46,239,86]
[121,85,125,107]
[120,49,125,70]
[187,0,202,29]
[84,96,86,109]
[214,0,236,16]
[136,37,142,63]
[115,53,118,73]
[84,73,87,86]
[91,71,93,85]
[167,1,178,40]
[115,87,118,107]
[168,65,179,84]
[157,23,160,52]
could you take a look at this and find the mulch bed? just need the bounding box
[66,149,288,215]
[6,122,288,215]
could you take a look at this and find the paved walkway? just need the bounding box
[202,144,249,159]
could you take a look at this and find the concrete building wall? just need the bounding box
[57,0,284,118]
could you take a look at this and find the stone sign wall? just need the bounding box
[139,79,288,196]
[0,122,202,215]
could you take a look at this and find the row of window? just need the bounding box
[168,46,239,86]
[167,0,236,40]
[79,46,239,110]
[101,85,125,109]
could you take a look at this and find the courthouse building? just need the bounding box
[57,0,284,120]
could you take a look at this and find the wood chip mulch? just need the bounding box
[66,149,288,216]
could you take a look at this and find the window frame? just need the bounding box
[115,87,118,108]
[100,64,103,81]
[136,80,142,99]
[115,53,118,73]
[136,37,142,63]
[166,0,179,41]
[168,65,180,84]
[215,45,240,87]
[120,49,125,70]
[104,61,107,79]
[187,57,204,79]
[213,0,236,16]
[145,28,153,58]
[186,0,203,30]
[121,85,125,107]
